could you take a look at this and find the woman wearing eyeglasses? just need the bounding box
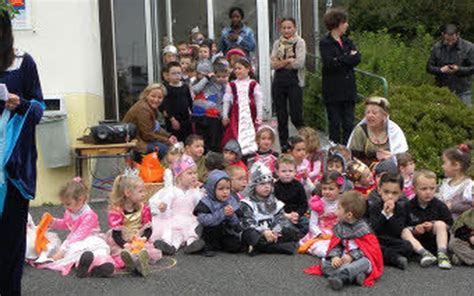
[347,96,408,167]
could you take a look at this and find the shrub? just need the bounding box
[356,84,474,178]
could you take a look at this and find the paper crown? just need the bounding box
[172,154,196,177]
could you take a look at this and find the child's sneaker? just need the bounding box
[154,240,176,256]
[90,263,115,278]
[420,251,437,267]
[183,239,205,254]
[395,256,408,270]
[77,251,94,278]
[437,252,452,270]
[328,276,344,291]
[135,249,151,277]
[120,249,135,273]
[354,273,366,286]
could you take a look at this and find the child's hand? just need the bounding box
[331,256,343,268]
[383,200,395,215]
[341,254,353,265]
[224,205,234,217]
[222,118,230,127]
[469,236,474,245]
[414,224,425,235]
[445,201,452,210]
[159,202,168,213]
[255,118,262,126]
[263,230,278,243]
[168,136,178,145]
[124,243,132,250]
[170,117,180,130]
[423,221,433,232]
[51,250,65,261]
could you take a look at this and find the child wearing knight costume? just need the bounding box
[150,155,205,255]
[304,191,384,290]
[39,178,114,278]
[241,162,299,256]
[221,57,263,155]
[107,173,161,276]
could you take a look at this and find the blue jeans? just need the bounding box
[457,90,472,108]
[146,141,169,159]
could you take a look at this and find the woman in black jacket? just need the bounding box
[319,8,361,144]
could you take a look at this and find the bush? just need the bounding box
[356,84,474,178]
[303,71,327,133]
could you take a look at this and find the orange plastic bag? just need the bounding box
[35,212,54,255]
[139,150,164,183]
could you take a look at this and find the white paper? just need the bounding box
[0,84,8,102]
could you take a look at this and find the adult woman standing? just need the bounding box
[218,7,256,56]
[347,97,408,167]
[320,8,360,144]
[271,18,306,146]
[123,83,177,159]
[0,10,44,295]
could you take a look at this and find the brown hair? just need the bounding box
[0,10,15,73]
[59,178,89,202]
[323,7,348,31]
[413,170,437,187]
[276,155,296,170]
[443,143,472,173]
[256,126,275,144]
[298,127,321,155]
[339,191,366,219]
[396,152,414,167]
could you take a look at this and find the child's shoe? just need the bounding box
[90,262,115,278]
[135,249,151,277]
[437,252,452,270]
[154,240,177,255]
[328,277,344,291]
[183,239,205,254]
[354,273,366,286]
[120,249,135,273]
[395,256,408,270]
[420,251,437,267]
[77,251,94,278]
[451,254,462,266]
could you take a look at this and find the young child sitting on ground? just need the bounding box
[286,135,314,198]
[184,134,207,185]
[241,163,299,256]
[365,173,413,270]
[396,152,416,199]
[346,159,375,199]
[299,127,325,182]
[193,170,243,256]
[107,174,161,277]
[226,165,248,201]
[223,139,248,173]
[325,152,353,192]
[274,155,309,237]
[304,191,384,290]
[299,171,344,257]
[449,209,474,266]
[150,155,205,256]
[439,143,473,219]
[244,125,279,173]
[39,178,115,278]
[401,170,454,269]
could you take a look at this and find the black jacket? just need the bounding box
[426,38,474,94]
[407,197,453,227]
[319,33,361,103]
[274,179,308,217]
[365,190,410,238]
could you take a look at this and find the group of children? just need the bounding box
[26,121,473,290]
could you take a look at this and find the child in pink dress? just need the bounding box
[149,155,205,255]
[299,171,343,257]
[286,135,314,198]
[299,127,325,182]
[107,173,162,276]
[39,178,114,277]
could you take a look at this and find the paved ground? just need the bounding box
[24,202,473,296]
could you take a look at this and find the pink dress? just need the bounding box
[38,204,113,275]
[149,186,203,249]
[107,203,161,269]
[299,196,339,257]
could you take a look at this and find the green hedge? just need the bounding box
[303,72,327,133]
[355,84,474,178]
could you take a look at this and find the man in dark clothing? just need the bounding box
[427,24,474,107]
[365,174,413,270]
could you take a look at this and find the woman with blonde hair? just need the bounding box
[123,83,177,159]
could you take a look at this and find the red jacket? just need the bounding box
[304,232,384,287]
